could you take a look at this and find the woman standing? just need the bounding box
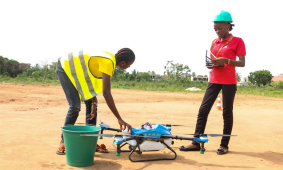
[56,48,135,155]
[179,11,246,154]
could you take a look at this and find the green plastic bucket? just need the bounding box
[61,125,101,167]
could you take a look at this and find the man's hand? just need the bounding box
[118,119,132,131]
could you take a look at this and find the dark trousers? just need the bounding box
[56,61,97,138]
[192,83,237,149]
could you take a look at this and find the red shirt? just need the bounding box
[209,34,246,84]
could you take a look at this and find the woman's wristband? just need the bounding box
[227,59,231,64]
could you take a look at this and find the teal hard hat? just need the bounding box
[213,10,233,22]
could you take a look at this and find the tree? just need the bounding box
[192,72,196,77]
[236,72,242,82]
[204,75,208,77]
[112,67,125,80]
[248,70,273,87]
[135,72,151,82]
[0,56,5,75]
[32,71,40,81]
[132,69,137,78]
[128,74,136,81]
[117,73,127,81]
[164,61,191,80]
[0,56,23,77]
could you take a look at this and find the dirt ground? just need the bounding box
[0,82,282,170]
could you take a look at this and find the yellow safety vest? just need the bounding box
[60,50,116,101]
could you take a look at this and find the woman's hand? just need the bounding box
[87,97,97,120]
[118,119,132,131]
[86,111,96,120]
[206,63,223,69]
[210,57,228,65]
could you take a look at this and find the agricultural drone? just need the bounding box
[81,121,236,162]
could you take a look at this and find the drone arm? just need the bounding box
[161,135,194,140]
[107,127,122,132]
[124,136,135,141]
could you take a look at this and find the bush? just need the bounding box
[135,73,152,82]
[274,81,283,89]
[268,91,283,95]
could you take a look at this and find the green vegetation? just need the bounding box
[248,70,273,87]
[0,56,27,77]
[111,79,208,93]
[0,56,59,84]
[237,81,283,97]
[111,79,283,97]
[164,61,190,80]
[236,72,241,82]
[1,57,282,98]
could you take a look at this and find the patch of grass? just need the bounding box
[2,75,283,98]
[0,76,60,85]
[111,80,208,93]
[236,85,283,97]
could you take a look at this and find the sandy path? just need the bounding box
[0,83,282,170]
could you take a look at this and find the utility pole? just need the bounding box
[42,64,48,84]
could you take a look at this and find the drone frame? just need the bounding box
[93,121,234,162]
[99,126,206,162]
[115,135,178,162]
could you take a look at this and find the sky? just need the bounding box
[0,0,282,80]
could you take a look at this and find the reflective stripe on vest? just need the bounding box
[78,50,96,98]
[61,51,116,101]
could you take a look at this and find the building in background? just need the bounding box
[237,77,248,86]
[272,74,283,82]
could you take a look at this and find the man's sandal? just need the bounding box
[96,144,109,153]
[56,145,65,155]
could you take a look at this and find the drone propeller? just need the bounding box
[153,124,190,127]
[80,133,137,138]
[166,124,190,127]
[80,134,116,137]
[179,133,237,137]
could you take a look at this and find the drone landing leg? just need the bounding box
[99,130,104,139]
[120,143,132,152]
[116,144,121,156]
[128,141,177,162]
[200,143,206,154]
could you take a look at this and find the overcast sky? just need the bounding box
[0,0,282,79]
